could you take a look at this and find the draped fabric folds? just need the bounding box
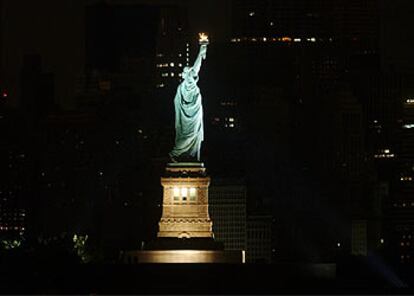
[169,70,204,161]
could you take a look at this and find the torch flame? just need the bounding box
[199,32,209,43]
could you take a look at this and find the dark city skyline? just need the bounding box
[1,0,414,294]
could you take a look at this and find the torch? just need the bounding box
[198,33,209,60]
[199,32,209,45]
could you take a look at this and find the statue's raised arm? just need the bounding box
[192,44,207,76]
[169,34,209,163]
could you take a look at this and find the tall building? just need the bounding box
[246,214,272,263]
[209,180,247,251]
[83,2,161,111]
[224,0,383,263]
[231,0,379,46]
[155,5,191,90]
[351,219,368,256]
[85,2,159,73]
[386,83,414,265]
[20,54,55,120]
[0,111,29,242]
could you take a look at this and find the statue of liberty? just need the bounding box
[169,34,209,163]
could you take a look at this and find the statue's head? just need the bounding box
[182,67,192,80]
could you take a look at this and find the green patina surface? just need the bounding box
[169,44,207,162]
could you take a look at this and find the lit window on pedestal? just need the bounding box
[181,188,188,201]
[190,188,196,201]
[173,187,180,201]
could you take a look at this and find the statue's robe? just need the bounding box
[169,70,204,161]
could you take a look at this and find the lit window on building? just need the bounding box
[374,149,395,159]
[405,99,414,104]
[403,124,414,129]
[249,11,255,17]
[170,63,175,67]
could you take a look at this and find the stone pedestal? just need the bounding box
[158,163,213,238]
[121,163,244,264]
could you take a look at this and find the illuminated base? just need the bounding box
[120,163,246,264]
[158,163,214,238]
[122,249,244,264]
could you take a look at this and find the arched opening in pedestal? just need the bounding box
[178,232,191,239]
